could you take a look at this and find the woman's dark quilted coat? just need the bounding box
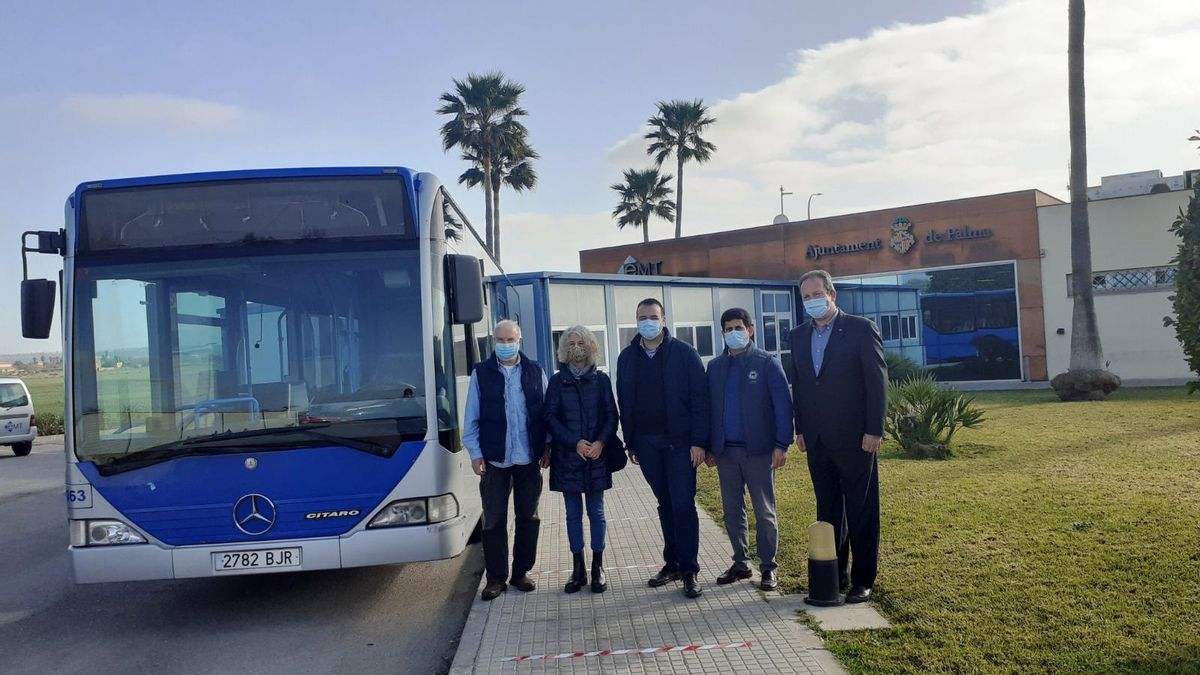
[544,367,619,493]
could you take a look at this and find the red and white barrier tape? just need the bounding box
[502,641,752,662]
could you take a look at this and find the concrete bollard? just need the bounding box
[803,521,844,607]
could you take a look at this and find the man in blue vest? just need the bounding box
[705,307,793,591]
[463,320,550,601]
[617,298,710,599]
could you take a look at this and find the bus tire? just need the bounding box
[12,441,33,457]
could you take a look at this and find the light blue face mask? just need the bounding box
[804,297,832,320]
[724,330,750,351]
[495,342,519,361]
[638,319,662,341]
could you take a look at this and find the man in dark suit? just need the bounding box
[786,270,887,604]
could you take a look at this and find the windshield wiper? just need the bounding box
[97,422,414,476]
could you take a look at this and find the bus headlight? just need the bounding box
[427,494,460,523]
[368,499,426,527]
[368,494,460,528]
[80,520,148,546]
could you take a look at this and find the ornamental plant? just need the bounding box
[1164,180,1200,394]
[886,375,985,459]
[884,351,924,383]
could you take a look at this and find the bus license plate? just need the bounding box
[212,548,302,572]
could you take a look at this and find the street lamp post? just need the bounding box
[807,192,823,220]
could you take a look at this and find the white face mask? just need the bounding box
[724,330,750,350]
[804,297,832,320]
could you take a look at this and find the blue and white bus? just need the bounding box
[19,167,500,582]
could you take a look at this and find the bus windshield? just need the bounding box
[72,247,427,466]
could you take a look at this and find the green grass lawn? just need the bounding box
[696,388,1200,674]
[21,368,156,430]
[22,372,65,421]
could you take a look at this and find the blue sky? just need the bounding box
[2,0,1198,354]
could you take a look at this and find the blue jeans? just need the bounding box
[563,491,606,553]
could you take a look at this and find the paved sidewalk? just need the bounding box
[449,468,844,674]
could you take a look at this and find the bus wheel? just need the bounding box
[12,442,33,457]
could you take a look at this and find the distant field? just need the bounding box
[20,369,160,421]
[21,372,64,419]
[18,365,225,422]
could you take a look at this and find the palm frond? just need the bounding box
[610,167,676,237]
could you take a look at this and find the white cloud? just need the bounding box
[61,93,251,133]
[599,0,1200,237]
[517,0,1200,277]
[499,210,632,274]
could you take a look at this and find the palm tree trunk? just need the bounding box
[675,154,684,239]
[1068,0,1103,371]
[482,152,495,256]
[492,180,502,264]
[642,216,649,244]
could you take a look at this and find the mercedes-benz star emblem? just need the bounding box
[233,494,276,536]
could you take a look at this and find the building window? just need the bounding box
[760,290,794,366]
[674,323,716,359]
[879,314,920,342]
[1068,266,1178,296]
[880,314,900,341]
[837,262,1020,381]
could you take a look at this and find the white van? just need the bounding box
[0,377,37,456]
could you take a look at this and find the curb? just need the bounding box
[448,571,492,675]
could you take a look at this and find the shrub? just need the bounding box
[884,351,924,383]
[36,412,65,436]
[1164,183,1200,394]
[886,375,985,459]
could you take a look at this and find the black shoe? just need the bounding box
[590,551,607,593]
[716,565,753,585]
[510,575,537,592]
[648,565,681,587]
[564,552,587,594]
[759,570,779,591]
[481,581,507,601]
[846,585,872,603]
[682,573,703,598]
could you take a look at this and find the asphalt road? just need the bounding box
[0,438,484,675]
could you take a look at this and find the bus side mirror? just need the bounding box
[21,279,56,339]
[446,254,484,325]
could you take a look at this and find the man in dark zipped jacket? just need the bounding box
[706,307,793,591]
[616,298,710,599]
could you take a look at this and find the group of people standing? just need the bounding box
[461,269,888,605]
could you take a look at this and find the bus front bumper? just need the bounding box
[69,514,475,583]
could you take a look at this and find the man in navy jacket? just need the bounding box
[705,307,793,591]
[786,270,888,604]
[616,298,710,599]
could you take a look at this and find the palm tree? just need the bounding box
[645,99,716,238]
[1054,0,1118,400]
[437,72,529,261]
[458,136,538,260]
[611,168,676,244]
